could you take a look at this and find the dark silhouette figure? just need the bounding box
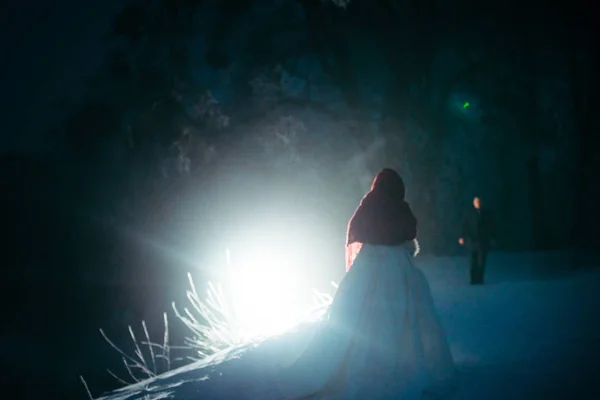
[459,196,495,285]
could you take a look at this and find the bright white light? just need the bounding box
[226,246,308,340]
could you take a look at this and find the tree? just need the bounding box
[56,0,231,238]
[306,0,502,250]
[562,5,600,245]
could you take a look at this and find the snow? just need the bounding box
[94,251,600,400]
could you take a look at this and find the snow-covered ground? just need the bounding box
[94,251,600,400]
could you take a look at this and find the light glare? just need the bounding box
[226,247,308,340]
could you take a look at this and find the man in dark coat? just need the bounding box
[459,196,495,285]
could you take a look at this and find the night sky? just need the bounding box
[1,0,599,399]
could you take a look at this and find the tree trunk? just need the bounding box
[563,6,600,248]
[526,156,546,249]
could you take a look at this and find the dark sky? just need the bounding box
[1,0,124,153]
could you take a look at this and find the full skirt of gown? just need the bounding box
[277,243,457,400]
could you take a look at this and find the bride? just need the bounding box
[277,168,457,399]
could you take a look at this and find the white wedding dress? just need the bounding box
[277,243,457,400]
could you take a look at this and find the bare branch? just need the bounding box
[142,321,157,374]
[106,369,132,386]
[79,376,94,400]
